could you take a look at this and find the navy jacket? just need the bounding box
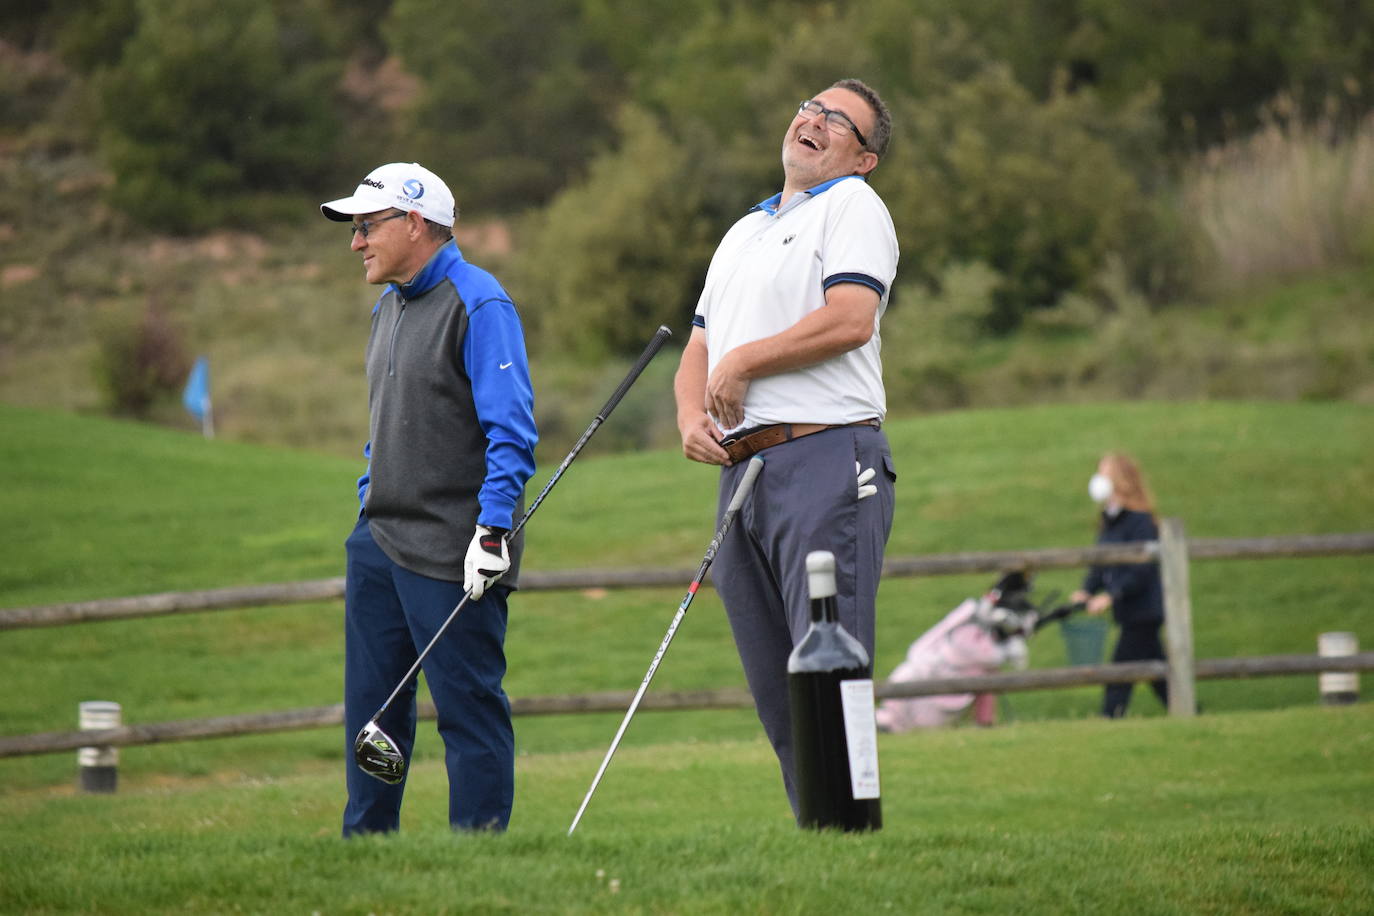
[1082,509,1164,628]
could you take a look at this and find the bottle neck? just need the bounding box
[810,595,838,624]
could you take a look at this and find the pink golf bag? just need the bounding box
[875,571,1065,732]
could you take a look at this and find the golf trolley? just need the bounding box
[874,570,1083,732]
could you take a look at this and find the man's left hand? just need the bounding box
[705,350,750,430]
[464,525,510,599]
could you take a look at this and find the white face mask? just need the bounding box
[1088,473,1114,504]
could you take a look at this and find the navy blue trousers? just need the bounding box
[1103,624,1169,718]
[342,516,514,835]
[711,426,895,816]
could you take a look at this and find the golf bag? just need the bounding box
[875,571,1071,732]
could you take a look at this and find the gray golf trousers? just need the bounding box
[710,424,895,817]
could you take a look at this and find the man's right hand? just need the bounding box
[679,412,732,466]
[464,525,510,599]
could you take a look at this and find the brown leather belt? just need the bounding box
[719,418,880,464]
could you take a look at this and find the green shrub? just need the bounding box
[92,301,191,417]
[882,64,1166,332]
[514,106,724,360]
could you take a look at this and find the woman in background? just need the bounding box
[1071,451,1170,717]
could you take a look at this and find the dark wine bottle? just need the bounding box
[787,550,882,831]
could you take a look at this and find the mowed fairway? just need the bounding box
[2,708,1371,913]
[1,400,1371,913]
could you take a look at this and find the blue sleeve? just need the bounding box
[357,440,371,509]
[357,290,387,511]
[463,295,538,530]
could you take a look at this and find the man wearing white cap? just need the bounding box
[321,162,538,835]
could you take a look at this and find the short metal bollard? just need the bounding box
[1317,632,1359,705]
[78,701,121,793]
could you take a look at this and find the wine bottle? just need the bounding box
[787,550,882,831]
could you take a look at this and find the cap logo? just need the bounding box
[402,179,425,199]
[361,178,385,190]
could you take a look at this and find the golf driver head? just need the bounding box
[354,720,406,784]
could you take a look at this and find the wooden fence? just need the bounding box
[1,526,1370,759]
[4,531,1371,630]
[3,653,1372,759]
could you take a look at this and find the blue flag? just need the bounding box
[183,356,211,423]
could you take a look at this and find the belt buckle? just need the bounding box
[716,424,755,453]
[718,425,764,461]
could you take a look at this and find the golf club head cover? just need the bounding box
[464,525,510,599]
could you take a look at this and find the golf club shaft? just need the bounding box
[367,325,673,723]
[1033,601,1087,632]
[567,454,764,835]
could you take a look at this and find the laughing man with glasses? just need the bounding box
[674,79,898,824]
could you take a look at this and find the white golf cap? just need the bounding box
[320,162,455,227]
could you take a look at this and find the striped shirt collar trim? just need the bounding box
[752,174,866,215]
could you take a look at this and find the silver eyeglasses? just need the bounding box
[350,212,407,238]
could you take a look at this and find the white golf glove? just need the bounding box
[464,525,510,599]
[856,461,877,500]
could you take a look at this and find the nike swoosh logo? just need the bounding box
[499,362,513,369]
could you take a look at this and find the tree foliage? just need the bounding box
[97,0,344,232]
[517,0,1173,353]
[912,0,1374,147]
[381,0,623,213]
[7,0,1374,343]
[515,106,724,357]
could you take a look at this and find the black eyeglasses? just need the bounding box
[350,212,407,238]
[797,100,868,148]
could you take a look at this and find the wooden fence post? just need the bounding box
[1159,517,1197,717]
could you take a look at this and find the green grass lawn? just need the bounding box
[2,706,1369,913]
[1,399,1371,912]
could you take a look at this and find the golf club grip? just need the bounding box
[698,455,764,569]
[725,455,765,512]
[596,325,672,420]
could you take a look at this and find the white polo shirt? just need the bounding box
[693,175,898,434]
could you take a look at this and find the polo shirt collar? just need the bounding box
[397,240,462,298]
[752,174,867,215]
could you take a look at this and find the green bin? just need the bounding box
[1060,617,1110,666]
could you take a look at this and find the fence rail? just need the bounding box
[4,532,1372,631]
[3,653,1370,759]
[3,526,1368,770]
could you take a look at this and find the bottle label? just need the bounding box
[839,679,881,800]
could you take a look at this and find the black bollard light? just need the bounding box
[787,550,882,831]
